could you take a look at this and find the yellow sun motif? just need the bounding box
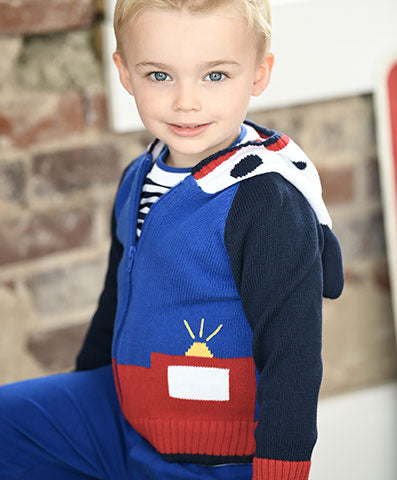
[183,318,223,358]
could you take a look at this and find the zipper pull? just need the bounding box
[127,245,136,272]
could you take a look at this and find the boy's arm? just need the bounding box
[74,159,139,371]
[225,172,340,480]
[75,205,123,371]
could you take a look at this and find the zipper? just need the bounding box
[112,157,152,366]
[127,244,136,272]
[128,166,191,259]
[111,136,245,397]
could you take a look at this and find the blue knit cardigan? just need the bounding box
[76,119,344,480]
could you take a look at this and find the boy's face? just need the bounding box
[113,6,274,168]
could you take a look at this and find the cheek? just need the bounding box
[132,84,166,115]
[212,80,251,110]
[215,93,251,125]
[135,98,162,119]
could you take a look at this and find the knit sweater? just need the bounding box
[76,119,344,480]
[135,123,249,242]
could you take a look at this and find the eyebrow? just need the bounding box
[135,60,241,70]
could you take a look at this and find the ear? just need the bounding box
[251,52,274,97]
[112,51,134,96]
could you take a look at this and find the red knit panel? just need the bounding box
[205,420,219,454]
[115,352,258,456]
[130,417,256,456]
[253,458,311,480]
[155,417,166,453]
[116,353,256,420]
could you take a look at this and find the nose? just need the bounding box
[172,81,201,112]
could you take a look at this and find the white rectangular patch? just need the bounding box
[167,366,230,401]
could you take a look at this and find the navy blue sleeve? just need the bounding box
[75,205,123,371]
[74,161,136,371]
[224,172,324,466]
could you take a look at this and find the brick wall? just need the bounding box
[0,0,396,396]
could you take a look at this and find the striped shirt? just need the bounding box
[136,124,249,242]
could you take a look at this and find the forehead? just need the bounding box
[122,7,256,66]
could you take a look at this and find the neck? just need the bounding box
[164,126,242,169]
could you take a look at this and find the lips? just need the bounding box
[173,123,208,128]
[167,122,212,137]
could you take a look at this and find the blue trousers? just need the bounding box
[0,365,253,480]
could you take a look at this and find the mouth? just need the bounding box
[166,122,212,137]
[171,123,210,128]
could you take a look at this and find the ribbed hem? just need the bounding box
[253,458,311,480]
[131,418,256,457]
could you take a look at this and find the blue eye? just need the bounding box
[206,72,228,82]
[145,71,229,83]
[147,71,169,82]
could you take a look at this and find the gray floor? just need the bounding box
[311,380,397,479]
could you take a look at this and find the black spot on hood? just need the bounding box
[230,154,263,178]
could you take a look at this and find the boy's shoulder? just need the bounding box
[191,123,332,228]
[192,126,314,196]
[225,170,322,240]
[114,152,147,219]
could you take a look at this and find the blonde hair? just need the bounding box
[114,0,272,64]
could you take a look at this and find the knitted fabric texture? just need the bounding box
[77,119,344,480]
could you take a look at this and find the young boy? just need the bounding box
[0,1,344,479]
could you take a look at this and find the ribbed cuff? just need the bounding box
[253,457,311,480]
